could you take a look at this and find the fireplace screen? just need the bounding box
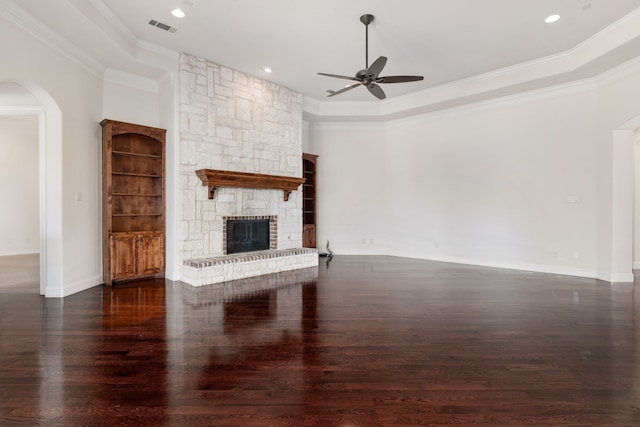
[226,219,270,254]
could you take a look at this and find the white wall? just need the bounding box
[386,85,599,276]
[0,7,177,295]
[159,72,180,281]
[634,129,640,268]
[103,75,160,128]
[595,61,640,280]
[0,12,105,296]
[0,115,39,255]
[307,75,640,279]
[307,123,388,253]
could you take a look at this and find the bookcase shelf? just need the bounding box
[302,153,318,249]
[101,119,166,286]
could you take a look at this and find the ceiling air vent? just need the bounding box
[149,19,177,33]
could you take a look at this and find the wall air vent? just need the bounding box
[149,19,177,33]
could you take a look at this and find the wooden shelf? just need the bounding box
[113,151,162,159]
[112,172,161,178]
[113,193,162,197]
[112,213,162,217]
[195,169,305,201]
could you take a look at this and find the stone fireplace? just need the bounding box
[178,53,318,287]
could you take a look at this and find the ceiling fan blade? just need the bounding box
[366,56,387,79]
[318,72,359,82]
[327,83,361,97]
[367,83,386,100]
[376,75,424,84]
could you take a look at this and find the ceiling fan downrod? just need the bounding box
[360,14,374,70]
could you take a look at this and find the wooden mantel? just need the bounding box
[195,169,305,201]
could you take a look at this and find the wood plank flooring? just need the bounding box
[1,256,639,426]
[0,254,39,293]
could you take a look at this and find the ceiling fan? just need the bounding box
[318,14,424,100]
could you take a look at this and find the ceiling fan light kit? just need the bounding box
[318,13,424,100]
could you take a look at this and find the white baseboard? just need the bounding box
[596,271,635,283]
[334,247,627,282]
[0,250,39,257]
[320,244,640,283]
[45,275,102,298]
[331,247,389,256]
[394,252,598,280]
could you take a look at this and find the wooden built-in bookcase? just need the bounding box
[302,153,318,248]
[101,119,166,286]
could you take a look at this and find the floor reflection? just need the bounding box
[103,279,166,327]
[5,258,640,425]
[164,267,318,423]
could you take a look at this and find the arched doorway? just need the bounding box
[0,113,39,293]
[0,81,63,295]
[607,114,640,283]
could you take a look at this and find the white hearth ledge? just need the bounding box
[182,248,318,287]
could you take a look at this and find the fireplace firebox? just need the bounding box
[224,216,277,255]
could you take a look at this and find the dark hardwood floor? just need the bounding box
[1,256,639,426]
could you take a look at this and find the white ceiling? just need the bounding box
[9,0,640,102]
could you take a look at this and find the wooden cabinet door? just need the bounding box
[303,224,316,249]
[110,234,138,280]
[138,232,164,276]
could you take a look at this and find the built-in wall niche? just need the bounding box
[101,119,166,286]
[302,154,318,248]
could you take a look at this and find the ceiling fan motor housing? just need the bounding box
[360,14,375,26]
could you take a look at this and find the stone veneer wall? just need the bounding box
[179,53,304,261]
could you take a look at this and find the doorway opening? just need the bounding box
[0,113,39,293]
[608,115,640,283]
[0,81,63,296]
[632,129,640,277]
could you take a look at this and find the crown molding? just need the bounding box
[0,0,105,79]
[86,0,137,43]
[135,40,180,72]
[68,0,136,57]
[136,39,180,61]
[305,7,640,122]
[104,68,159,93]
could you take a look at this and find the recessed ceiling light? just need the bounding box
[171,8,186,18]
[545,14,560,23]
[263,66,272,73]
